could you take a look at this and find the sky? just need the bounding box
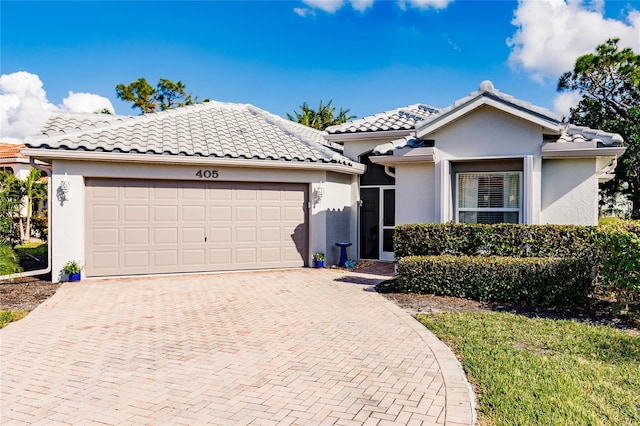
[1,0,639,143]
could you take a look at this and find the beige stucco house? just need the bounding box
[23,81,625,281]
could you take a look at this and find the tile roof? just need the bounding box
[25,102,358,168]
[325,104,440,135]
[0,142,27,160]
[556,125,624,146]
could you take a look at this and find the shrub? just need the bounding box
[397,255,594,307]
[0,243,23,276]
[394,223,600,260]
[596,229,640,307]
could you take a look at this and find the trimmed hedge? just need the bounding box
[394,223,600,260]
[397,255,594,307]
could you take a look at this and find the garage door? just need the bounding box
[85,179,309,277]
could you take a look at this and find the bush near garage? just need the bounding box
[393,223,639,311]
[397,255,593,307]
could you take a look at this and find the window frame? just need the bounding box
[455,171,523,224]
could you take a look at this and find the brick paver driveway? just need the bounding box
[1,269,474,425]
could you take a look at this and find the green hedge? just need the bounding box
[397,255,594,307]
[394,223,600,260]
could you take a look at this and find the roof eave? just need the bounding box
[21,149,365,175]
[324,129,413,142]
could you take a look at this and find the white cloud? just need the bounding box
[303,0,344,13]
[296,0,453,15]
[294,7,315,17]
[60,91,114,114]
[0,71,55,143]
[350,0,375,12]
[553,91,583,116]
[508,0,640,83]
[401,0,453,10]
[0,71,114,143]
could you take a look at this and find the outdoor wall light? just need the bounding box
[60,173,71,201]
[312,181,325,207]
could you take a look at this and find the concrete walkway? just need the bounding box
[1,269,475,425]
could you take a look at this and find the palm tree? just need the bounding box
[287,100,355,130]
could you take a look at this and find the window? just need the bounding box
[457,172,521,224]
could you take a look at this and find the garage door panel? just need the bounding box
[235,248,257,263]
[93,205,119,222]
[183,205,205,221]
[92,251,119,269]
[260,206,281,221]
[209,248,232,265]
[154,250,178,266]
[236,227,257,242]
[124,228,149,244]
[209,227,231,243]
[182,227,205,243]
[86,179,308,277]
[124,205,148,221]
[209,206,231,220]
[182,249,205,265]
[124,251,149,268]
[92,228,119,245]
[154,186,179,199]
[236,206,257,221]
[124,186,149,200]
[154,206,178,221]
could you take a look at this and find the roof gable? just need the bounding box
[414,81,564,137]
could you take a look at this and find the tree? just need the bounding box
[0,169,47,243]
[115,77,196,114]
[558,38,640,218]
[287,100,355,130]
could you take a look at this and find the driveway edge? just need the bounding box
[364,287,477,426]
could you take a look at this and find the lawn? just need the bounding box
[416,312,640,426]
[0,310,28,328]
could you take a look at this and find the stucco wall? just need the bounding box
[321,172,354,265]
[395,163,436,224]
[433,106,543,159]
[541,158,598,225]
[49,159,354,282]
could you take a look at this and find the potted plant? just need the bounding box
[312,252,325,268]
[62,260,82,282]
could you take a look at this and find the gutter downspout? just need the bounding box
[0,158,52,281]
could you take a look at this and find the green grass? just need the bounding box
[0,244,23,275]
[416,312,640,426]
[14,242,48,257]
[0,310,28,328]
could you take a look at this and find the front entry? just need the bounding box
[359,152,395,261]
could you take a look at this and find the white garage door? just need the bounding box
[85,179,309,277]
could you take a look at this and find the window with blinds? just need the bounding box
[457,172,521,224]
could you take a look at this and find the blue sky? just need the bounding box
[1,0,639,142]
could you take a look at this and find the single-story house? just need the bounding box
[23,81,625,281]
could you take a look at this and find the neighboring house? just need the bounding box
[1,142,33,179]
[325,81,625,261]
[23,82,625,281]
[23,104,363,281]
[1,142,49,219]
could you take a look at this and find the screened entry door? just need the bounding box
[360,187,395,261]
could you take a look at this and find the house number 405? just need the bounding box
[195,169,219,179]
